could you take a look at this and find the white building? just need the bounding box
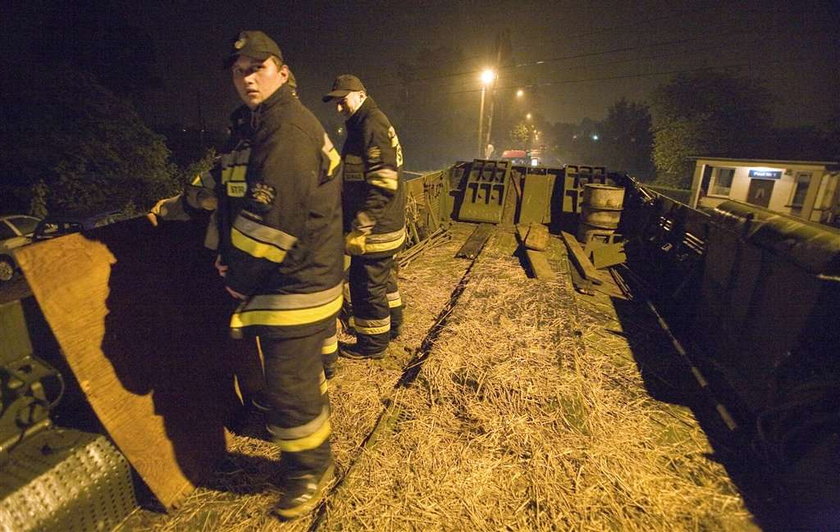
[688,157,840,226]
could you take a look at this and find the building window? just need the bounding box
[711,168,735,196]
[790,172,811,207]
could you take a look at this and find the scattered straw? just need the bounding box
[118,224,755,531]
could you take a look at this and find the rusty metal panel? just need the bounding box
[457,160,511,223]
[518,168,555,224]
[0,300,32,364]
[562,164,608,214]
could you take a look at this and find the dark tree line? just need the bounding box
[0,67,182,217]
[0,1,210,217]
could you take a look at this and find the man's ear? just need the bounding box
[279,63,290,83]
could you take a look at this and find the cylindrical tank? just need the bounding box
[584,183,626,210]
[577,184,625,242]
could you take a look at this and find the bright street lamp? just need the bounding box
[516,89,524,98]
[478,68,496,158]
[480,69,496,86]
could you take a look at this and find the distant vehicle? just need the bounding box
[500,149,541,167]
[33,210,124,242]
[0,214,42,282]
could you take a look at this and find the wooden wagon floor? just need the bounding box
[118,222,759,531]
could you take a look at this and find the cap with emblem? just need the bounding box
[224,30,283,68]
[322,74,366,102]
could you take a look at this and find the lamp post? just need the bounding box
[477,68,496,158]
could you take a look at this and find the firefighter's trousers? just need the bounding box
[348,253,403,354]
[259,330,332,473]
[342,255,403,339]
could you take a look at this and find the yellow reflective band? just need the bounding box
[321,339,338,355]
[230,295,343,328]
[322,134,341,177]
[319,375,328,395]
[368,168,399,191]
[343,255,352,270]
[388,296,403,308]
[191,174,202,186]
[356,324,390,335]
[327,147,340,177]
[276,419,331,452]
[231,227,287,263]
[234,215,297,250]
[231,165,247,182]
[355,317,390,327]
[364,231,406,253]
[355,316,390,335]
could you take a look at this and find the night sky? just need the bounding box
[4,0,838,152]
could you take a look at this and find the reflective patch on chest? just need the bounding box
[227,181,247,197]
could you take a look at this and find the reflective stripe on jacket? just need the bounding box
[220,84,344,337]
[341,96,406,252]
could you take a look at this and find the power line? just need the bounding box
[442,58,789,97]
[372,27,802,91]
[363,3,800,84]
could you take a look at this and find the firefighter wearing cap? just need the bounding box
[323,75,406,359]
[218,30,341,520]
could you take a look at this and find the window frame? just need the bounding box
[709,167,736,197]
[788,172,812,208]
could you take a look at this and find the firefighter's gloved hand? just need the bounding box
[345,231,367,255]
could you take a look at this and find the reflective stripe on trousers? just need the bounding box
[258,332,332,455]
[348,254,395,353]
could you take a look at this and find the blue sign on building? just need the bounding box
[748,169,782,179]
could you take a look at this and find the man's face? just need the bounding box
[231,56,287,109]
[336,91,364,118]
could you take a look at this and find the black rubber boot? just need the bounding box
[338,342,386,360]
[272,442,335,520]
[389,325,402,340]
[323,351,338,380]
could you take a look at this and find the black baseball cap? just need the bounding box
[224,30,283,68]
[322,74,366,102]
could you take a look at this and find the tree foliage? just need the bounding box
[508,122,532,148]
[599,98,654,178]
[0,67,178,215]
[651,71,772,187]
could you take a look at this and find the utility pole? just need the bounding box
[478,86,487,158]
[485,30,511,154]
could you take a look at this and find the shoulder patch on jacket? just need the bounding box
[249,182,276,210]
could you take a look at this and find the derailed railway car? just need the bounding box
[1,159,838,530]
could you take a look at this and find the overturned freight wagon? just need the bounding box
[2,158,838,529]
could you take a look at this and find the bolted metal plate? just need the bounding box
[0,428,136,531]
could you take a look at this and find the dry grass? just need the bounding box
[320,228,755,531]
[119,224,756,531]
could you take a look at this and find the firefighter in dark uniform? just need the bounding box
[322,75,405,359]
[151,69,340,385]
[176,30,343,520]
